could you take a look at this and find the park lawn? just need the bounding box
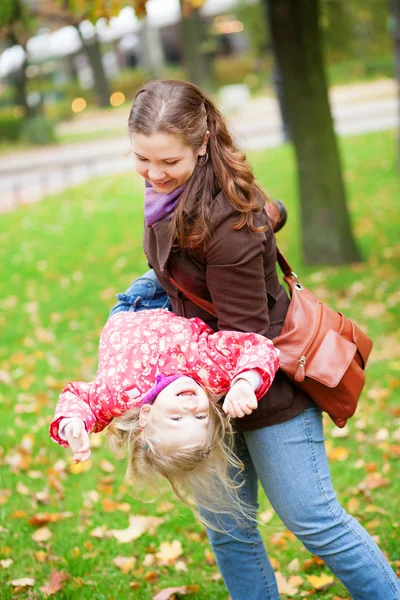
[0,130,399,600]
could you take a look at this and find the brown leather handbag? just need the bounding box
[171,239,373,429]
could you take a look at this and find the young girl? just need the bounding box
[50,308,279,510]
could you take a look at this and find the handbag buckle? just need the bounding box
[291,272,304,291]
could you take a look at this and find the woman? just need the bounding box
[113,80,400,600]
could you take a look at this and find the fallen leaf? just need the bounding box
[143,554,156,567]
[259,508,275,524]
[102,498,118,512]
[270,532,288,547]
[0,559,13,568]
[153,585,200,600]
[100,459,115,473]
[156,540,183,565]
[12,510,28,519]
[109,515,163,544]
[288,574,304,587]
[175,559,188,572]
[16,481,30,495]
[306,573,334,590]
[330,425,349,438]
[28,512,73,526]
[32,526,52,543]
[69,460,92,474]
[365,504,387,515]
[375,428,389,441]
[287,557,300,572]
[365,519,381,530]
[269,557,280,570]
[367,388,390,402]
[113,555,136,573]
[35,550,48,563]
[144,571,158,583]
[357,473,390,492]
[275,571,299,596]
[39,570,69,596]
[11,577,35,587]
[347,498,360,514]
[156,501,175,514]
[90,525,108,539]
[325,442,349,462]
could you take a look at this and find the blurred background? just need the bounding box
[0,0,397,214]
[1,1,400,599]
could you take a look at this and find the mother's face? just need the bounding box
[131,132,208,194]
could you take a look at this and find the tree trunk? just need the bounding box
[139,18,165,79]
[390,0,400,173]
[76,26,110,107]
[179,2,211,89]
[265,0,361,265]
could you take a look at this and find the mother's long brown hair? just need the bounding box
[128,80,268,249]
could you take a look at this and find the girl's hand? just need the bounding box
[222,379,258,418]
[64,418,91,463]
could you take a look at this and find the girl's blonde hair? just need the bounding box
[107,398,248,526]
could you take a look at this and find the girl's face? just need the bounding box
[139,376,210,452]
[131,132,209,194]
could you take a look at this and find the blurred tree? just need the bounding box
[179,0,211,88]
[34,0,111,107]
[389,0,400,172]
[265,0,361,265]
[320,0,390,65]
[235,0,269,58]
[0,0,35,115]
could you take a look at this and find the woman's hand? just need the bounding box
[64,418,91,463]
[223,379,258,418]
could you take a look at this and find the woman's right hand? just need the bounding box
[64,418,91,463]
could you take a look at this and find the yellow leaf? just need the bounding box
[32,527,52,543]
[287,557,300,572]
[269,557,280,570]
[259,508,274,524]
[156,540,183,565]
[288,575,304,587]
[365,504,386,515]
[109,515,163,544]
[11,577,35,587]
[275,571,299,596]
[34,550,47,563]
[306,573,334,590]
[100,459,115,473]
[113,555,136,573]
[347,498,360,513]
[326,442,349,462]
[69,460,92,474]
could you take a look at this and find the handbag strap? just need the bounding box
[171,247,295,317]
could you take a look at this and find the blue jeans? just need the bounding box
[111,273,400,600]
[109,269,172,317]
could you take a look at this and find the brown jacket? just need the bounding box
[143,189,311,431]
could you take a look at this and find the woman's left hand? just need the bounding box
[223,380,258,418]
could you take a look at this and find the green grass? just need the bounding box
[0,131,399,599]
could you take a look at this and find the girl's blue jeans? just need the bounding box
[110,272,400,600]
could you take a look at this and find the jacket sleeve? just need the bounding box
[49,381,118,447]
[204,329,280,400]
[204,207,272,337]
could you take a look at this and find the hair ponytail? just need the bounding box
[129,80,269,250]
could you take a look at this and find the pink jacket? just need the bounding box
[50,309,279,447]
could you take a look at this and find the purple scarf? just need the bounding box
[144,180,186,228]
